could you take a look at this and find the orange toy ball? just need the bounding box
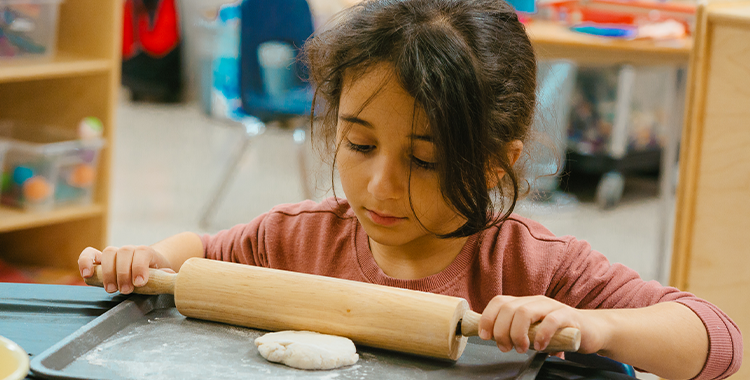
[68,164,96,188]
[23,176,53,202]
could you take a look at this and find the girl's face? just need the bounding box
[336,64,466,248]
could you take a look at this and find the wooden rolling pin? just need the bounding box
[85,258,580,360]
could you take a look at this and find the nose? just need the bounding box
[367,154,406,201]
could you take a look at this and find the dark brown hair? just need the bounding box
[304,0,537,238]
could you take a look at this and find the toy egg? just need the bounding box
[78,117,104,140]
[23,176,53,202]
[67,164,95,188]
[12,166,33,185]
[81,149,97,163]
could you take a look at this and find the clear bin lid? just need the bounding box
[0,122,104,156]
[0,0,64,4]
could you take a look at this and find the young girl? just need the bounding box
[78,0,741,378]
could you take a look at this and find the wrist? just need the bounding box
[581,308,618,356]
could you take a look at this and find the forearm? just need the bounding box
[151,232,205,271]
[593,301,709,379]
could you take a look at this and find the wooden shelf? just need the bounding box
[0,52,112,84]
[0,204,105,233]
[0,0,119,273]
[708,4,750,26]
[527,20,692,65]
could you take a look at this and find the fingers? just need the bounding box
[508,302,546,353]
[78,247,101,278]
[85,245,169,295]
[100,246,119,293]
[489,296,538,353]
[481,295,573,354]
[132,246,156,287]
[98,245,139,294]
[532,309,578,352]
[115,246,136,294]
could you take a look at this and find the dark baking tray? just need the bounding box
[30,294,546,379]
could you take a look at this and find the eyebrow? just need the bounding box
[339,114,434,142]
[339,115,373,128]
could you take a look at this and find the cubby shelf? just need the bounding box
[0,204,105,233]
[0,0,120,272]
[0,52,112,84]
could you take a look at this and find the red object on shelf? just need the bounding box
[580,8,635,24]
[537,0,696,35]
[592,0,695,14]
[0,259,34,283]
[582,0,695,32]
[0,258,86,285]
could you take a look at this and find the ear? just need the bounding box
[487,140,524,189]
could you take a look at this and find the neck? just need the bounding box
[369,235,469,280]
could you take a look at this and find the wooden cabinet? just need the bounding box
[671,3,750,379]
[0,0,121,270]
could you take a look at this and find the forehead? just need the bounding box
[339,63,431,136]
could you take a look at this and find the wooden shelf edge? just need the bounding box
[708,9,750,28]
[527,21,692,60]
[0,52,113,83]
[0,203,105,233]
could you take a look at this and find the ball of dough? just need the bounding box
[255,331,359,370]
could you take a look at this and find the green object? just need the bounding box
[1,172,10,191]
[79,117,104,139]
[83,117,103,132]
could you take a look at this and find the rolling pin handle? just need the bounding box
[84,265,177,295]
[460,310,581,353]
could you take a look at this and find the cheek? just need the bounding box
[337,150,366,190]
[409,178,446,215]
[409,179,465,228]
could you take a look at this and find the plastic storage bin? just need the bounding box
[0,124,104,212]
[0,140,8,180]
[0,0,63,60]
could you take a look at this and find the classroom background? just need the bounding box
[0,0,748,379]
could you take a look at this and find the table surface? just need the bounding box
[1,283,635,380]
[1,283,125,379]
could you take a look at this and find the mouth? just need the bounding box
[365,208,406,227]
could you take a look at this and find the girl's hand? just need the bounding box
[479,295,609,354]
[78,245,175,294]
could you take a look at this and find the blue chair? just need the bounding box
[239,0,314,121]
[198,0,315,228]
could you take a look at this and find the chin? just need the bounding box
[358,219,425,247]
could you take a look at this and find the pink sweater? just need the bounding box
[201,198,742,379]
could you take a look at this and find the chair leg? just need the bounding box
[200,117,266,229]
[293,127,313,200]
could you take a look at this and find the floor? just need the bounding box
[112,99,669,379]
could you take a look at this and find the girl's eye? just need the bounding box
[346,139,435,170]
[412,157,437,171]
[346,140,374,154]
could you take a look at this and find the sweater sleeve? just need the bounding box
[546,238,742,380]
[200,212,269,267]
